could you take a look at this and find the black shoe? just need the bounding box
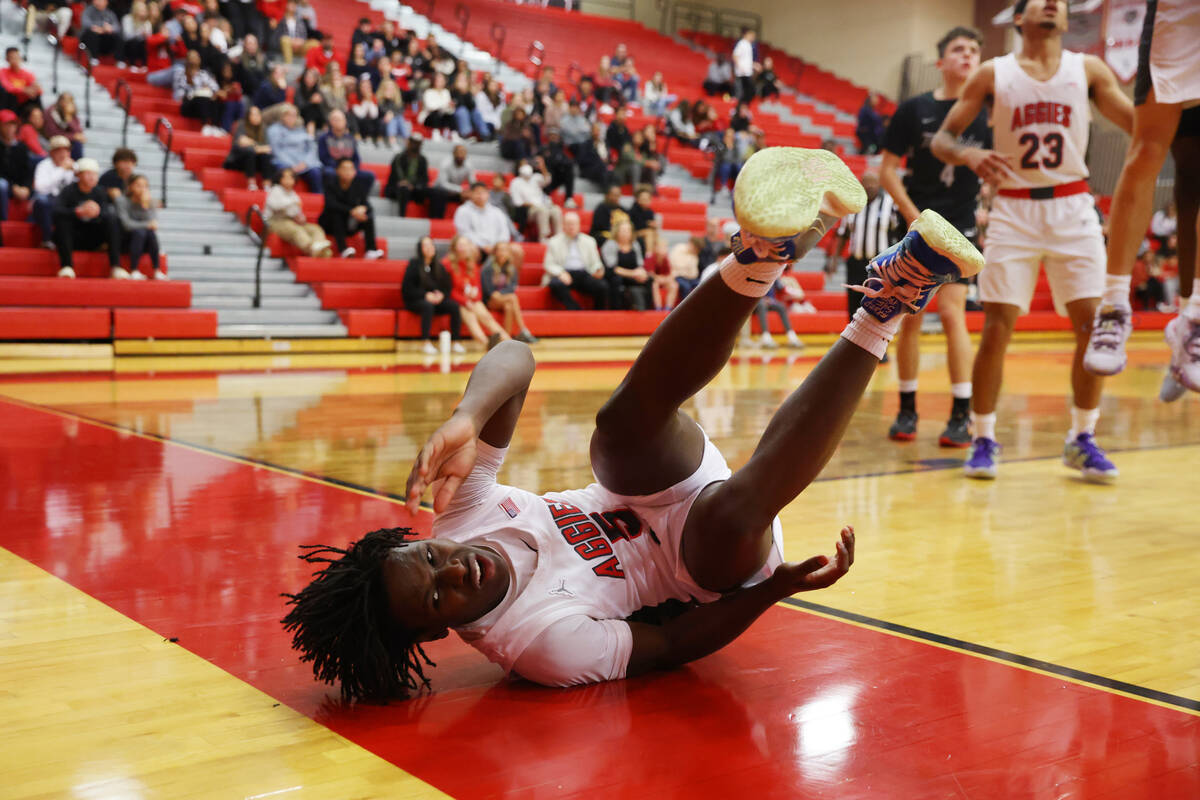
[938,413,972,448]
[486,333,503,350]
[516,330,539,344]
[888,409,918,441]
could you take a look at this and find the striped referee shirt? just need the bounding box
[837,192,898,261]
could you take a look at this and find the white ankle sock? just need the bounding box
[1184,283,1200,321]
[1068,406,1100,439]
[971,411,996,441]
[951,381,972,399]
[1102,274,1132,307]
[719,255,787,298]
[898,379,919,393]
[841,307,903,359]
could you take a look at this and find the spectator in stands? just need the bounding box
[402,235,464,355]
[666,99,699,147]
[384,134,429,217]
[318,61,350,123]
[1150,202,1177,252]
[43,93,85,160]
[448,72,487,141]
[696,217,728,270]
[669,236,702,300]
[592,57,617,107]
[729,101,756,134]
[475,79,503,142]
[32,136,75,248]
[304,34,336,74]
[445,234,510,347]
[611,43,629,68]
[214,61,247,131]
[453,180,511,258]
[99,148,138,201]
[264,166,331,256]
[605,107,633,155]
[757,56,779,99]
[627,184,657,250]
[0,48,42,110]
[53,158,122,279]
[643,232,677,310]
[486,172,519,228]
[482,240,537,343]
[576,122,613,187]
[116,173,166,280]
[589,183,627,243]
[539,129,576,205]
[81,0,123,61]
[426,142,471,219]
[642,72,673,118]
[232,34,269,97]
[226,0,262,43]
[318,157,383,259]
[509,159,563,242]
[349,16,376,54]
[121,1,153,69]
[601,219,652,311]
[751,280,804,349]
[294,67,326,133]
[252,63,288,112]
[267,104,323,193]
[615,59,639,104]
[376,20,404,56]
[0,110,32,228]
[856,91,886,155]
[225,105,274,190]
[375,78,407,146]
[544,211,608,310]
[499,106,535,163]
[19,105,48,159]
[270,1,309,63]
[175,51,226,137]
[419,72,455,138]
[703,54,734,98]
[614,129,658,188]
[350,76,382,144]
[692,99,719,142]
[710,127,741,201]
[559,99,590,153]
[316,110,363,186]
[732,28,759,102]
[23,2,73,43]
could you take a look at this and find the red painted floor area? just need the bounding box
[3,399,1197,799]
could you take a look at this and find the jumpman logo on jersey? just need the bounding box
[547,579,575,598]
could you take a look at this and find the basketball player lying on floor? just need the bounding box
[282,149,985,702]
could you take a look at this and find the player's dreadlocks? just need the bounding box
[281,527,436,703]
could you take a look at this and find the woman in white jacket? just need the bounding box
[263,168,331,257]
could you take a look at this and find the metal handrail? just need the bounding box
[152,117,173,207]
[115,79,133,148]
[526,40,545,70]
[243,205,267,309]
[76,41,92,128]
[489,23,506,69]
[47,33,59,94]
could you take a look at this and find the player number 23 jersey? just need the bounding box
[992,50,1091,189]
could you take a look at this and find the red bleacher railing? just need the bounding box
[454,3,471,52]
[114,79,133,148]
[489,22,507,69]
[243,205,267,309]
[152,116,172,207]
[526,39,545,70]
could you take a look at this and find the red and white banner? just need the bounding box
[1105,0,1147,83]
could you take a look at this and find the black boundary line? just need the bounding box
[7,396,1200,714]
[781,597,1200,714]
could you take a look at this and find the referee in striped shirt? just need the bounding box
[826,171,900,320]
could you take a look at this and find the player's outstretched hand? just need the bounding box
[405,412,479,514]
[769,526,855,596]
[963,147,1017,185]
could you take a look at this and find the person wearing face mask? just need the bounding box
[508,159,563,242]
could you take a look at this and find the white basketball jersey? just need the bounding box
[992,50,1091,189]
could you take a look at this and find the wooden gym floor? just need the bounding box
[1,332,1197,799]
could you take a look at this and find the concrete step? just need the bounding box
[216,307,341,325]
[185,281,309,296]
[193,294,324,310]
[217,323,349,338]
[170,267,299,284]
[374,215,433,237]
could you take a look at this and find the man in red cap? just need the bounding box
[0,109,33,238]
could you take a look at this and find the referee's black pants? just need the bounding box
[844,256,871,321]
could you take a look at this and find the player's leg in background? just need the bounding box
[1066,296,1104,412]
[963,301,1020,479]
[889,313,923,441]
[1162,122,1200,398]
[1063,295,1119,481]
[936,281,974,447]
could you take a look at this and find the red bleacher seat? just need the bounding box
[339,309,396,337]
[0,247,169,278]
[0,308,111,339]
[113,309,218,338]
[0,277,190,307]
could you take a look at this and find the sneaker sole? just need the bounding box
[888,430,916,442]
[1160,370,1187,403]
[938,435,972,449]
[910,209,985,279]
[963,466,997,480]
[1082,356,1127,377]
[733,148,867,239]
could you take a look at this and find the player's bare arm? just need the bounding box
[879,151,921,225]
[626,527,855,677]
[406,340,535,513]
[932,62,1015,183]
[1084,54,1133,135]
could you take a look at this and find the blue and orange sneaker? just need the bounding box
[964,437,1000,480]
[849,210,985,323]
[1062,433,1118,484]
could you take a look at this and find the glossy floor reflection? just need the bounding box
[1,333,1198,798]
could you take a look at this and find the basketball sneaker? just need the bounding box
[888,409,917,441]
[1083,304,1132,376]
[1062,433,1118,484]
[1159,368,1187,403]
[731,148,867,264]
[1163,313,1200,394]
[963,437,1000,479]
[938,412,972,448]
[850,210,986,324]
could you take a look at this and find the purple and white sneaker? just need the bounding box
[964,437,1000,480]
[1083,304,1133,376]
[1062,433,1118,484]
[1164,313,1200,395]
